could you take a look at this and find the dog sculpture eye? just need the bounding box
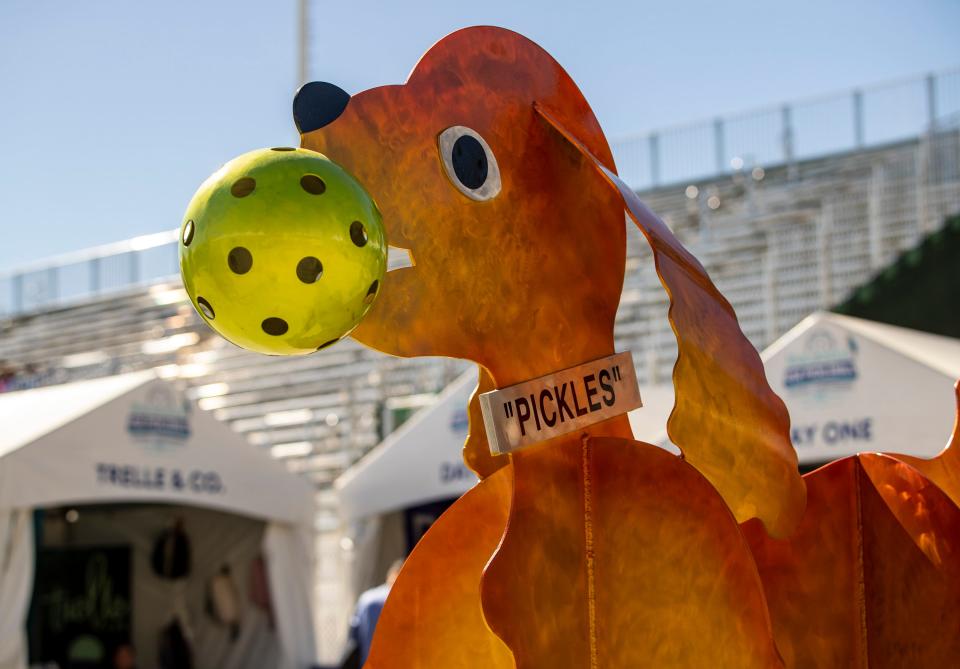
[437,126,502,201]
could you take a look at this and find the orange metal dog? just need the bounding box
[296,26,960,668]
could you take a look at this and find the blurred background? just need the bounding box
[1,1,958,668]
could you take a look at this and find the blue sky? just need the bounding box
[1,0,958,268]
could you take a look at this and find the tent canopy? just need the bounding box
[626,384,676,450]
[0,371,318,668]
[0,371,314,525]
[631,313,959,464]
[336,369,480,522]
[337,312,960,521]
[763,311,960,464]
[336,368,677,522]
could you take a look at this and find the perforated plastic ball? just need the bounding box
[179,147,387,355]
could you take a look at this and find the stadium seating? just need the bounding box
[2,129,959,517]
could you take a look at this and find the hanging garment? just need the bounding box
[151,519,191,580]
[205,564,242,640]
[158,618,193,669]
[248,554,274,626]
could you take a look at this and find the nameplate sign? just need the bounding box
[479,352,642,455]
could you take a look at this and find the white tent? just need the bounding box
[336,368,479,523]
[336,368,677,524]
[629,313,960,464]
[0,371,317,669]
[626,384,677,451]
[762,312,960,465]
[333,369,483,629]
[339,312,960,519]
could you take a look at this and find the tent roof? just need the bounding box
[832,314,960,379]
[337,311,960,520]
[0,372,152,460]
[336,368,479,521]
[764,312,960,379]
[0,372,314,525]
[763,311,959,464]
[627,384,676,451]
[337,367,678,521]
[632,313,959,464]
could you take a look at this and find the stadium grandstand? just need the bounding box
[2,68,959,661]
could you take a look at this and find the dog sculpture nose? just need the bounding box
[293,81,351,133]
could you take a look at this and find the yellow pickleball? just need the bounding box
[179,147,386,355]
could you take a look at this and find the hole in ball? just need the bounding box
[182,220,195,246]
[228,247,253,274]
[271,147,296,151]
[296,257,323,283]
[300,174,326,195]
[363,279,379,305]
[231,177,256,197]
[196,296,215,319]
[317,338,339,351]
[350,221,368,247]
[261,317,288,336]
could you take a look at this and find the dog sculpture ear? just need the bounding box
[534,102,806,538]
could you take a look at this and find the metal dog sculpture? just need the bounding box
[193,25,960,668]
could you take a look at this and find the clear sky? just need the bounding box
[1,0,958,269]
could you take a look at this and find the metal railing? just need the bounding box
[0,230,180,317]
[610,68,960,190]
[1,67,957,319]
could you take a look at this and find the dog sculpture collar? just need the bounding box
[480,352,642,454]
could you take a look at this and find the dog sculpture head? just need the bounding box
[297,26,625,386]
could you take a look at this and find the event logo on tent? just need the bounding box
[783,328,859,402]
[449,408,469,434]
[126,385,191,452]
